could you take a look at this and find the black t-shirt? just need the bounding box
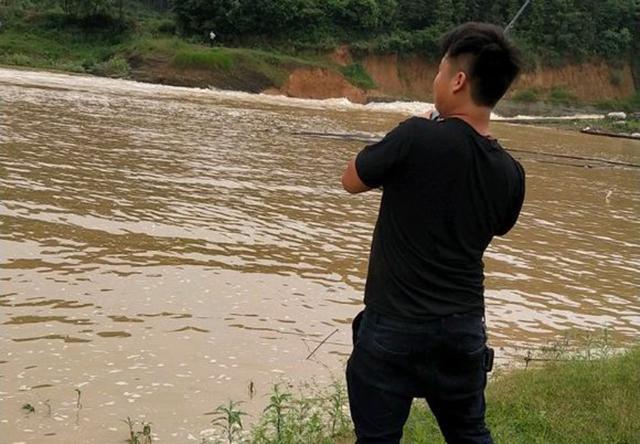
[355,116,525,320]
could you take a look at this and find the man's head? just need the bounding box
[433,22,521,115]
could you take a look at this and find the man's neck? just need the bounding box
[443,106,492,137]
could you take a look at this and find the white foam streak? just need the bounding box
[0,67,604,120]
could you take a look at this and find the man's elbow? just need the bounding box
[341,174,359,194]
[342,175,371,194]
[341,158,372,194]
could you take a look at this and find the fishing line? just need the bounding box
[293,131,640,169]
[429,0,533,121]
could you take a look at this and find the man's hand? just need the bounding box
[341,158,371,194]
[423,109,440,120]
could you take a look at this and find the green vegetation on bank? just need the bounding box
[0,1,638,109]
[116,336,639,443]
[168,0,639,65]
[403,345,640,443]
[341,63,377,90]
[0,9,332,90]
[14,329,639,443]
[123,343,639,443]
[596,91,640,114]
[2,0,638,62]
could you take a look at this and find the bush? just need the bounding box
[144,17,175,36]
[596,92,640,113]
[0,52,34,66]
[548,86,577,105]
[91,55,130,77]
[512,88,540,103]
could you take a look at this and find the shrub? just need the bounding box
[548,86,577,105]
[512,88,540,103]
[91,55,130,77]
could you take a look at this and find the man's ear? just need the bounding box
[451,71,467,93]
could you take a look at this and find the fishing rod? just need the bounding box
[505,0,533,34]
[294,131,640,169]
[429,0,533,121]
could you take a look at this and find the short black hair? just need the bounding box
[440,22,521,107]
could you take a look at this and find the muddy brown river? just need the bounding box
[1,68,639,443]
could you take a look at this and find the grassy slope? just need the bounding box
[0,14,376,92]
[235,346,640,443]
[0,12,634,112]
[401,347,640,443]
[123,37,334,89]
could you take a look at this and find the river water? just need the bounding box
[1,68,639,443]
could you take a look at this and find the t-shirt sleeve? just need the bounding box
[355,118,414,189]
[496,160,526,236]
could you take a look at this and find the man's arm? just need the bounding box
[341,157,372,194]
[341,118,415,194]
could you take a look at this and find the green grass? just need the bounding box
[0,12,330,88]
[0,28,102,72]
[547,86,579,106]
[512,87,541,103]
[92,55,131,77]
[341,63,377,90]
[173,48,234,70]
[0,14,126,74]
[596,92,640,113]
[0,10,376,91]
[401,346,640,443]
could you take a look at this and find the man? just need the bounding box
[341,22,525,444]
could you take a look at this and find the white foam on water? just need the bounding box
[0,66,604,120]
[495,114,604,121]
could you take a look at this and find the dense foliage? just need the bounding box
[1,0,638,63]
[168,0,638,61]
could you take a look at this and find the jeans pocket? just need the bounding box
[437,344,487,394]
[367,327,412,360]
[441,342,487,373]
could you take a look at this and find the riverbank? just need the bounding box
[1,11,638,115]
[402,344,640,443]
[124,343,640,443]
[499,116,640,140]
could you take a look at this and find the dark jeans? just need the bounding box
[346,307,493,444]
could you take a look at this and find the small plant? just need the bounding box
[211,400,247,444]
[122,416,153,444]
[251,380,353,443]
[263,384,292,442]
[326,378,350,436]
[22,403,35,414]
